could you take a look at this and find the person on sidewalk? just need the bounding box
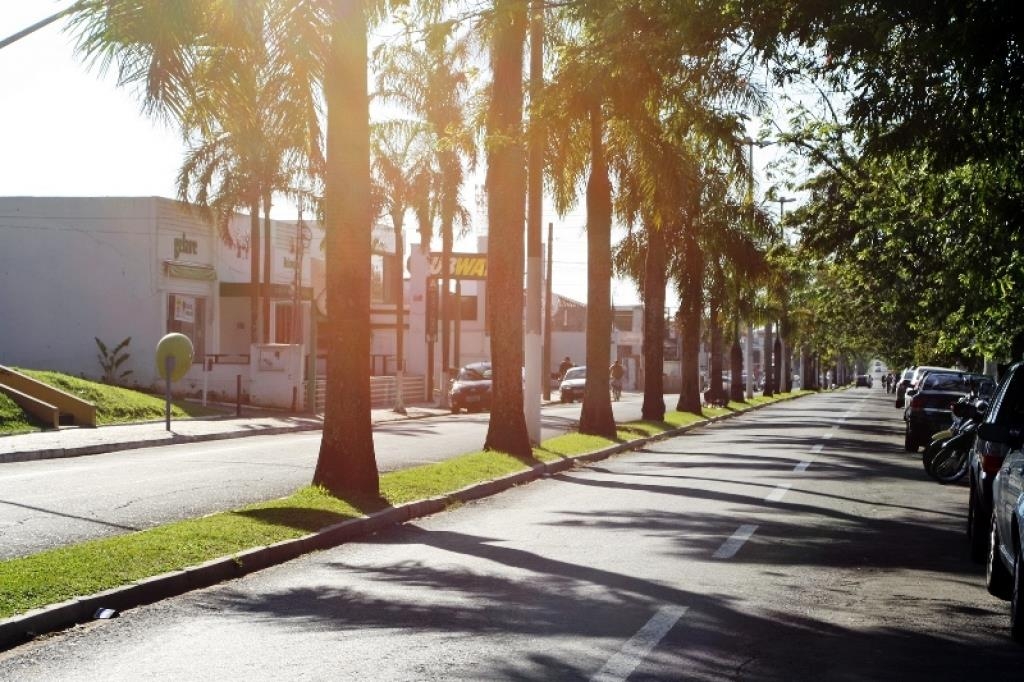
[558,356,574,380]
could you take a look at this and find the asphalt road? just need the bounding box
[0,394,646,560]
[3,388,1020,680]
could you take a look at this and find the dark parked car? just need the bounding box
[448,362,491,414]
[894,367,916,408]
[982,366,1024,641]
[903,371,995,451]
[969,363,1024,563]
[559,366,587,403]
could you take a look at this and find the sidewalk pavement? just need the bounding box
[0,403,452,465]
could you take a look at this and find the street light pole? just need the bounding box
[744,138,755,399]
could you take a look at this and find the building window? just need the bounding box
[166,294,206,361]
[459,294,478,321]
[614,310,633,332]
[275,301,296,343]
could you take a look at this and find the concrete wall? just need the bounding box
[0,197,170,385]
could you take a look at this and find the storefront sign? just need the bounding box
[427,252,488,279]
[174,295,196,323]
[174,233,199,259]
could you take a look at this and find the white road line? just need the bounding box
[591,605,688,682]
[765,484,791,502]
[822,432,833,440]
[811,444,824,454]
[793,460,811,473]
[713,524,759,559]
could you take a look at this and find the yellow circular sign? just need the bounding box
[156,333,194,381]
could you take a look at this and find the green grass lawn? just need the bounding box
[0,389,811,619]
[0,369,224,434]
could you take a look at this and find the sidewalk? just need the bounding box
[0,403,452,464]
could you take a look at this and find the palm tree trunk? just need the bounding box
[262,198,273,343]
[579,100,615,438]
[249,204,261,345]
[483,0,531,457]
[313,0,379,497]
[708,289,724,402]
[440,218,452,406]
[392,211,406,414]
[641,225,666,421]
[762,320,774,396]
[676,230,702,414]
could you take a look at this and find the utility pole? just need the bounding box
[524,0,545,444]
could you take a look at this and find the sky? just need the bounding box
[0,4,793,308]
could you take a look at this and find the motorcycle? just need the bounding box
[610,378,622,401]
[922,394,988,484]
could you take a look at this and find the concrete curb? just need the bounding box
[0,391,813,651]
[0,422,327,464]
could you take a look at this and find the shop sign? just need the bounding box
[427,252,488,279]
[174,233,199,259]
[174,295,196,323]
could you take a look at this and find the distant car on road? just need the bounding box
[559,366,587,403]
[448,362,492,414]
[855,374,873,388]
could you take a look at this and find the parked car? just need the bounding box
[855,374,873,388]
[559,366,587,403]
[982,365,1024,641]
[969,363,1024,563]
[448,362,492,414]
[903,371,995,451]
[894,366,916,408]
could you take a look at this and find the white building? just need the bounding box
[0,196,316,405]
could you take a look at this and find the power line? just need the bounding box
[0,5,76,52]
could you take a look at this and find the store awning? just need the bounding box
[163,260,217,281]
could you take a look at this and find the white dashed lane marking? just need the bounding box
[713,524,759,559]
[591,605,688,682]
[765,484,791,502]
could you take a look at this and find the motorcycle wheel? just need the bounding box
[927,444,970,484]
[921,432,951,470]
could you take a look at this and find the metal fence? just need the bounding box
[314,374,426,413]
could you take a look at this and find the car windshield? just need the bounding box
[564,367,586,380]
[457,367,490,381]
[965,375,996,398]
[922,372,967,391]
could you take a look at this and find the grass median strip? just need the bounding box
[0,392,810,620]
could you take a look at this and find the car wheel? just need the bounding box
[1012,545,1024,643]
[969,487,989,564]
[988,514,1014,600]
[904,425,918,452]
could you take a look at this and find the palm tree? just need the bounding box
[176,34,314,347]
[375,19,475,403]
[481,0,532,455]
[70,0,386,497]
[370,120,433,413]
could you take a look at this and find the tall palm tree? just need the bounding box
[370,119,433,413]
[375,19,475,401]
[482,0,532,455]
[176,34,314,346]
[70,0,386,497]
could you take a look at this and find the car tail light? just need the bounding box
[977,438,1010,475]
[909,395,923,411]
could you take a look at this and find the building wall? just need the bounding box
[0,197,170,383]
